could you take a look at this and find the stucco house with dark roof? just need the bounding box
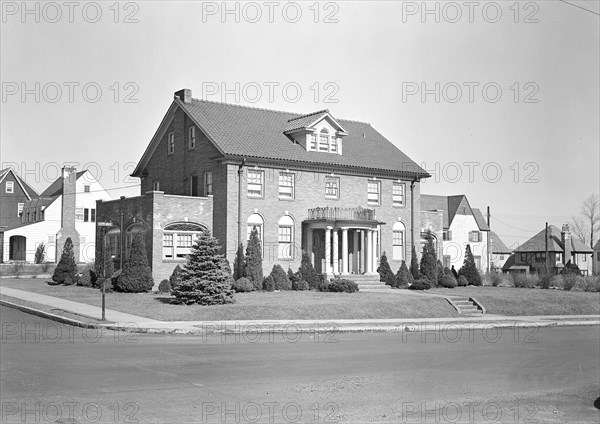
[489,231,513,272]
[420,194,494,272]
[95,89,430,286]
[505,224,593,275]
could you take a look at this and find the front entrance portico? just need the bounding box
[304,207,384,277]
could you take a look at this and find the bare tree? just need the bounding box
[581,193,600,248]
[570,215,587,245]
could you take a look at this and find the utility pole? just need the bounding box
[545,222,549,271]
[487,206,491,273]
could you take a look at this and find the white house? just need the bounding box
[421,194,493,272]
[2,168,112,263]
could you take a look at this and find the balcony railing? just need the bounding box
[307,206,376,222]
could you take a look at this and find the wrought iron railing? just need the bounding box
[307,206,376,221]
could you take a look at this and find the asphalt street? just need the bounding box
[1,305,599,423]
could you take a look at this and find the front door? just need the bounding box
[9,236,26,261]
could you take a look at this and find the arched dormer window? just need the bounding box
[318,128,330,152]
[163,222,206,260]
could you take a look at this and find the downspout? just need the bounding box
[410,177,418,262]
[237,158,247,278]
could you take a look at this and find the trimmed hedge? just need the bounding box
[158,279,171,293]
[457,275,468,287]
[262,275,275,292]
[439,274,457,289]
[233,277,254,293]
[408,278,431,291]
[269,264,292,290]
[292,280,310,291]
[320,279,359,293]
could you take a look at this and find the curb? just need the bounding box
[0,299,104,329]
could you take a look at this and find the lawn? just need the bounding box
[426,286,600,316]
[0,279,459,321]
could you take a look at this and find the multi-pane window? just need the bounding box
[204,172,213,196]
[247,214,264,254]
[330,137,338,153]
[443,230,452,241]
[469,231,481,242]
[520,253,528,263]
[474,255,481,269]
[167,132,175,155]
[162,234,174,258]
[309,134,317,150]
[162,223,203,259]
[247,170,263,197]
[75,208,84,221]
[91,209,96,222]
[392,230,405,260]
[535,252,546,262]
[17,203,24,217]
[84,185,90,193]
[393,182,405,207]
[443,255,451,268]
[279,172,294,199]
[5,181,14,193]
[318,129,329,151]
[367,180,380,205]
[325,177,339,199]
[84,209,89,222]
[278,216,294,259]
[188,126,196,149]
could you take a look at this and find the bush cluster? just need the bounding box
[269,264,292,290]
[292,280,310,291]
[319,279,359,293]
[158,279,171,293]
[408,278,431,291]
[233,277,254,293]
[457,275,468,287]
[262,275,275,292]
[439,274,457,288]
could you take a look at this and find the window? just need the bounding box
[392,222,406,260]
[153,181,160,191]
[582,254,586,262]
[204,172,213,196]
[443,255,451,268]
[247,170,263,197]
[393,182,405,207]
[91,209,96,222]
[318,129,329,151]
[278,215,294,259]
[190,174,199,196]
[75,208,84,221]
[469,231,481,242]
[330,137,338,153]
[107,230,121,259]
[247,214,264,254]
[520,253,528,263]
[5,181,14,193]
[474,255,481,269]
[17,203,24,217]
[499,254,505,260]
[325,177,339,199]
[367,180,380,205]
[309,134,317,151]
[162,222,204,259]
[84,208,89,222]
[443,230,452,241]
[32,210,37,221]
[167,132,175,155]
[279,172,294,199]
[188,126,196,149]
[84,185,90,193]
[535,252,546,262]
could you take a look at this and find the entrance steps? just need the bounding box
[334,274,390,290]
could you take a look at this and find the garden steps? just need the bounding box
[446,296,484,314]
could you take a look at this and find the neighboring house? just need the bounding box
[0,168,39,230]
[1,167,112,263]
[489,231,512,272]
[420,194,491,272]
[506,224,593,275]
[593,240,600,275]
[96,88,430,284]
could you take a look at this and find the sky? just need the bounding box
[1,0,599,249]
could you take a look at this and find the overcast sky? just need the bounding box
[1,0,599,249]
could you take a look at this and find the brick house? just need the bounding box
[420,194,492,272]
[507,224,593,275]
[96,89,430,285]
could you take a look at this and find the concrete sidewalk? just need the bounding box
[2,286,599,335]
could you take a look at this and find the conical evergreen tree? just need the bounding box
[172,229,235,305]
[115,233,154,292]
[419,231,437,283]
[52,237,77,284]
[377,251,396,286]
[395,260,411,288]
[243,227,263,290]
[459,244,482,286]
[298,251,320,289]
[410,245,420,281]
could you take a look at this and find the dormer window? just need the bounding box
[319,129,330,151]
[284,110,346,155]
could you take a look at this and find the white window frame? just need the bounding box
[204,171,213,196]
[278,215,294,259]
[393,182,405,207]
[309,133,317,151]
[392,230,405,260]
[367,180,380,205]
[247,170,264,198]
[188,126,196,149]
[17,203,24,217]
[84,185,90,193]
[5,181,14,193]
[167,132,175,155]
[278,172,294,199]
[469,231,481,242]
[318,129,330,151]
[325,176,340,199]
[75,208,84,221]
[162,223,203,260]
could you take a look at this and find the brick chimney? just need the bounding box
[561,224,572,265]
[55,167,80,263]
[174,88,192,104]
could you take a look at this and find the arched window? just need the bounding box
[247,213,264,244]
[163,222,205,259]
[392,221,406,260]
[106,227,121,259]
[278,215,295,259]
[318,128,329,151]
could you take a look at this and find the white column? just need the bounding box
[342,228,349,274]
[372,229,378,272]
[325,227,332,275]
[353,230,359,273]
[332,228,339,274]
[366,229,373,273]
[307,227,313,266]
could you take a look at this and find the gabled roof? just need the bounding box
[421,194,488,230]
[514,225,593,253]
[0,168,39,200]
[133,98,429,178]
[490,231,512,254]
[284,110,331,133]
[40,170,86,197]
